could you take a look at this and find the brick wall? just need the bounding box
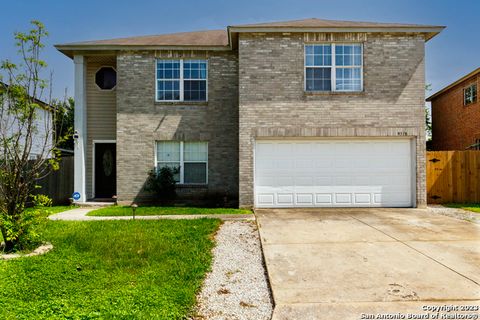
[431,74,480,150]
[238,32,427,207]
[115,51,239,204]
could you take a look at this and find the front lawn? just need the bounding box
[87,205,252,216]
[445,203,480,213]
[0,219,220,319]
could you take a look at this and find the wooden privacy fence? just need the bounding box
[427,151,480,204]
[34,157,74,205]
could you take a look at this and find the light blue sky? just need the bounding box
[0,0,478,99]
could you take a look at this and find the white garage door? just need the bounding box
[255,139,413,208]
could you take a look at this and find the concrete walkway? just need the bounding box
[49,207,254,221]
[256,208,480,320]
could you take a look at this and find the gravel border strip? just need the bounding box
[0,243,53,260]
[194,221,273,320]
[428,205,480,224]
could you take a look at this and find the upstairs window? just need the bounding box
[464,84,477,106]
[156,60,207,102]
[305,44,363,92]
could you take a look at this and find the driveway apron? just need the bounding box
[255,208,480,320]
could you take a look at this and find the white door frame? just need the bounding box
[92,140,116,198]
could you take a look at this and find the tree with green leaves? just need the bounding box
[0,21,67,252]
[54,97,74,151]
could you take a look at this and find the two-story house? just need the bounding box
[56,18,443,208]
[427,68,479,150]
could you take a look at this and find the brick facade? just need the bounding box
[431,74,480,150]
[238,33,426,207]
[82,32,428,208]
[115,51,239,204]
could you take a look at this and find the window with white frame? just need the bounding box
[464,84,477,106]
[156,60,207,102]
[156,141,208,184]
[305,44,363,92]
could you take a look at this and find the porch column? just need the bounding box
[73,55,87,202]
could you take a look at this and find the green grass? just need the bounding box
[87,205,252,217]
[445,203,480,213]
[0,219,220,319]
[24,205,76,215]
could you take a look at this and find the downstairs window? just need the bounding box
[156,141,208,184]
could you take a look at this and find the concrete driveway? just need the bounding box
[255,208,480,320]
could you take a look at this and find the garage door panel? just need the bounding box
[276,159,294,170]
[374,192,412,207]
[295,157,316,168]
[296,193,314,205]
[315,193,333,204]
[314,158,334,168]
[335,193,352,204]
[333,142,353,154]
[277,193,294,205]
[353,175,372,185]
[255,139,413,208]
[315,176,334,185]
[334,176,353,186]
[294,176,315,186]
[257,193,275,206]
[274,143,294,154]
[256,178,294,188]
[354,193,372,204]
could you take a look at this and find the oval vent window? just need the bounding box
[95,67,117,90]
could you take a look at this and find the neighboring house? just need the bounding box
[427,68,479,150]
[56,18,443,208]
[0,81,53,159]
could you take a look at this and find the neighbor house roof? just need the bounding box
[0,81,52,111]
[426,68,480,101]
[55,18,445,57]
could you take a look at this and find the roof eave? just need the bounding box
[55,44,232,59]
[228,26,445,41]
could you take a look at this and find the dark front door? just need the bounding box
[95,143,116,198]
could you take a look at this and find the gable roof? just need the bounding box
[55,18,444,57]
[426,68,480,102]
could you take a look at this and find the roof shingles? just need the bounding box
[55,18,444,56]
[229,18,439,28]
[60,29,228,47]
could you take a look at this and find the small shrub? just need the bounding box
[0,194,52,253]
[145,167,177,203]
